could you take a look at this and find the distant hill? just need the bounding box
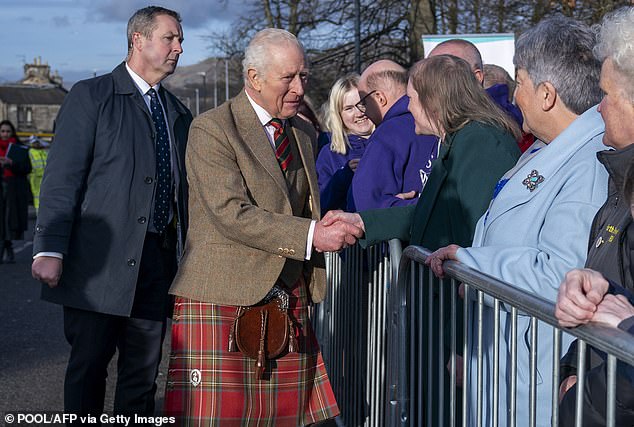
[163,57,243,114]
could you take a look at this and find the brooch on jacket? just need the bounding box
[522,170,544,192]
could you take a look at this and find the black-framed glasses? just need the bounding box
[355,90,377,113]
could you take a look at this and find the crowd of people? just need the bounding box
[23,3,634,426]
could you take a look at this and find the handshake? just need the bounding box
[313,210,365,253]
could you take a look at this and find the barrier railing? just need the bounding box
[389,245,634,427]
[313,239,402,427]
[315,243,634,427]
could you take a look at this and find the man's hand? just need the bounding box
[313,217,364,253]
[555,268,609,328]
[395,190,417,200]
[559,375,577,403]
[425,244,461,279]
[592,294,634,328]
[348,158,360,172]
[321,210,365,233]
[32,256,63,288]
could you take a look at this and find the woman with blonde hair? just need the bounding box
[316,74,373,214]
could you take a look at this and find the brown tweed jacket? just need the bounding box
[169,90,326,306]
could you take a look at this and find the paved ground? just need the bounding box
[0,211,170,420]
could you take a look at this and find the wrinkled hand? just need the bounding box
[396,190,417,200]
[32,256,63,288]
[592,294,634,328]
[321,210,365,233]
[425,244,461,279]
[555,269,609,328]
[348,158,360,172]
[559,375,577,404]
[313,217,364,253]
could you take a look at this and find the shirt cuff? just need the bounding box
[306,220,316,260]
[34,252,64,260]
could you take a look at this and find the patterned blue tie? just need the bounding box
[148,88,171,233]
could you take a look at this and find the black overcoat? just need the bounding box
[34,62,192,316]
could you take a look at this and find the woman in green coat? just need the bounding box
[323,54,521,425]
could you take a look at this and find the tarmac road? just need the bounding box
[0,212,170,421]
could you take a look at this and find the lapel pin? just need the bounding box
[522,170,544,192]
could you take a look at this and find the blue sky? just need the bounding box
[2,0,240,85]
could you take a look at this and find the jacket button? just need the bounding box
[137,216,147,224]
[144,176,153,184]
[289,249,295,255]
[35,225,43,232]
[283,248,290,254]
[127,258,136,266]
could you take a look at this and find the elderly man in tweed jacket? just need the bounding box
[163,28,362,426]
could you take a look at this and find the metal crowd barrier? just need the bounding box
[389,245,634,427]
[315,243,634,427]
[312,239,402,427]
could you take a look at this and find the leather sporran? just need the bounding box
[228,287,298,379]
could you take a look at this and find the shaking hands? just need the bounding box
[313,210,365,253]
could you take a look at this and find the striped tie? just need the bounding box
[269,118,293,173]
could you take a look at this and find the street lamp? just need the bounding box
[195,88,200,116]
[197,71,207,112]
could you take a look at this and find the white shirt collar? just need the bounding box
[245,89,285,127]
[125,62,161,96]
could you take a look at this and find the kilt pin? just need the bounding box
[164,277,339,426]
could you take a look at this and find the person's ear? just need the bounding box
[540,82,557,111]
[474,69,484,85]
[247,68,261,91]
[374,90,388,108]
[131,32,143,51]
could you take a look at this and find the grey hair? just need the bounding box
[514,15,602,115]
[242,28,306,85]
[127,6,181,55]
[594,6,634,102]
[365,69,408,98]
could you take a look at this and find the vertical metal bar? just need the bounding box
[427,267,434,427]
[574,340,587,427]
[493,299,500,427]
[439,276,445,427]
[606,355,616,427]
[450,279,457,427]
[529,318,538,427]
[477,291,484,427]
[510,307,518,427]
[462,284,470,427]
[551,329,561,427]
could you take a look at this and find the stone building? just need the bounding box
[0,57,67,135]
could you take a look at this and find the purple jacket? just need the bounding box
[486,84,523,128]
[348,95,439,211]
[316,133,370,215]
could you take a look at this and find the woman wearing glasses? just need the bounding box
[316,74,374,214]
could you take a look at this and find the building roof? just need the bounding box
[0,84,67,105]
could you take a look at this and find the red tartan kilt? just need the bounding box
[164,279,339,426]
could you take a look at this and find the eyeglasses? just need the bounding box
[354,90,377,113]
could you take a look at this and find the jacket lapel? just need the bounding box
[290,118,321,220]
[231,91,289,197]
[482,108,605,230]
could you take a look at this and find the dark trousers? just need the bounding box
[63,232,176,418]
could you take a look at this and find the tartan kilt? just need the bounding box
[164,279,339,426]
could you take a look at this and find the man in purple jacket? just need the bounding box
[348,60,439,211]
